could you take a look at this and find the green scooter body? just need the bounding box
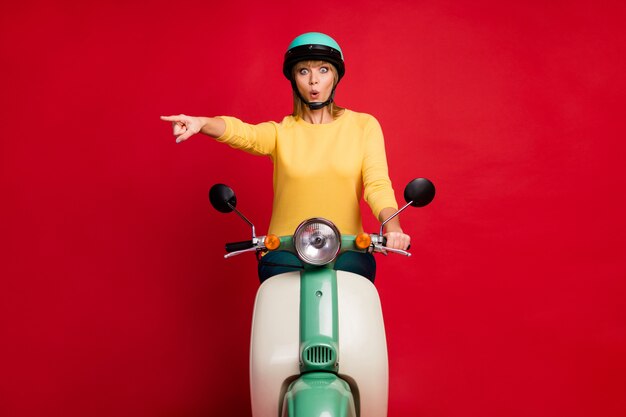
[282,255,356,416]
[250,236,388,417]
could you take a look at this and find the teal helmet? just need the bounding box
[283,32,345,110]
[283,32,345,81]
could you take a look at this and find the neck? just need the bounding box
[303,107,333,124]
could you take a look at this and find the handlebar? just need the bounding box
[220,234,411,259]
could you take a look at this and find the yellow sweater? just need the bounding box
[216,110,398,236]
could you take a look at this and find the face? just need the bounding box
[293,61,336,103]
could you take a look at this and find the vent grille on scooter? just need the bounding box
[303,345,335,366]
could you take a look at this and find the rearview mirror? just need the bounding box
[209,184,237,213]
[404,178,436,207]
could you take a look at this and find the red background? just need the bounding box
[1,1,625,416]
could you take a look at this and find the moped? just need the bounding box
[208,178,435,417]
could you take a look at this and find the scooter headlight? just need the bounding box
[293,218,341,265]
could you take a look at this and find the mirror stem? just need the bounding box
[227,202,257,238]
[379,201,413,236]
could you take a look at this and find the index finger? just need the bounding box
[160,115,183,122]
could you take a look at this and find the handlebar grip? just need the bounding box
[225,240,254,253]
[381,237,411,251]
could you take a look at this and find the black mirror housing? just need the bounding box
[209,184,237,213]
[404,178,435,207]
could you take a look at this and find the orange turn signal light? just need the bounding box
[264,234,281,251]
[355,233,372,250]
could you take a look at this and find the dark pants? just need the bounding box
[258,250,376,283]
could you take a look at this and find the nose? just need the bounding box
[309,72,319,85]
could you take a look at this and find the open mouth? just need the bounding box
[310,90,320,100]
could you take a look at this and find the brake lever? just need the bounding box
[224,246,264,259]
[382,246,411,257]
[373,244,411,257]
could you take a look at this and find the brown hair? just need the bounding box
[291,60,345,119]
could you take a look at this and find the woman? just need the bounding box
[161,32,410,282]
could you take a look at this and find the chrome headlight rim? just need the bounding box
[293,218,341,266]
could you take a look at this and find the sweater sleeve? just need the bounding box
[215,116,278,158]
[361,116,398,218]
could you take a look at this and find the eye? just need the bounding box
[319,66,329,74]
[298,68,309,75]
